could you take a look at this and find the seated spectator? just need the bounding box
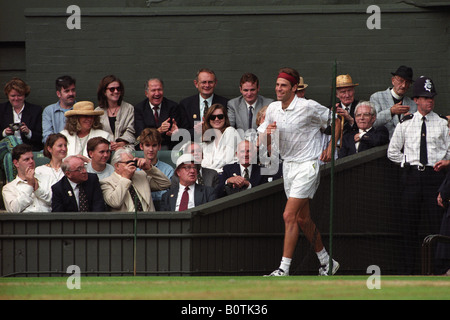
[95,75,135,150]
[35,133,68,204]
[100,148,171,212]
[42,75,77,143]
[338,101,389,158]
[216,140,275,198]
[160,154,216,211]
[0,78,44,151]
[51,155,106,212]
[2,144,51,212]
[201,103,242,173]
[61,101,112,158]
[138,128,174,210]
[134,78,188,150]
[86,137,114,180]
[171,141,219,188]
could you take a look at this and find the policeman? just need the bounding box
[388,76,450,274]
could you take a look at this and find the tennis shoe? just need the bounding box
[264,268,288,276]
[319,259,339,276]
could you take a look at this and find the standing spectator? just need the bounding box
[134,78,187,150]
[86,137,114,180]
[2,144,51,212]
[61,101,112,158]
[52,155,106,212]
[42,75,76,143]
[338,101,389,158]
[371,65,417,138]
[227,72,273,139]
[388,76,449,274]
[179,68,229,140]
[0,78,43,151]
[334,74,359,135]
[95,75,135,150]
[100,148,171,212]
[160,154,216,211]
[295,77,308,99]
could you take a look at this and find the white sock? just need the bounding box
[316,248,329,266]
[279,257,292,272]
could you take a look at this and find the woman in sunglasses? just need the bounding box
[201,103,242,173]
[95,75,135,151]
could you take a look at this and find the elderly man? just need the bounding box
[2,144,51,212]
[100,148,171,212]
[51,155,105,212]
[338,101,389,158]
[334,74,360,135]
[161,154,216,211]
[371,65,417,138]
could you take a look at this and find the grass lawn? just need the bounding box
[1,276,449,300]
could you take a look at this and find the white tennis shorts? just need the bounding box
[283,159,321,199]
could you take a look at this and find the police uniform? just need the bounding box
[387,76,449,274]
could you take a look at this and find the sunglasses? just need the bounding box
[210,114,225,121]
[107,86,121,93]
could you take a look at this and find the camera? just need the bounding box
[126,159,138,167]
[9,123,21,131]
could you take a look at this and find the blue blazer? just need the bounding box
[160,183,216,211]
[338,126,389,158]
[51,173,106,212]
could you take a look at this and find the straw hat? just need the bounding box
[64,101,104,117]
[296,77,308,91]
[336,74,359,88]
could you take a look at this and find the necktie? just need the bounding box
[77,184,89,212]
[420,116,428,166]
[244,168,249,181]
[197,170,204,185]
[129,184,143,212]
[153,106,159,125]
[203,100,209,118]
[179,186,190,211]
[248,106,253,129]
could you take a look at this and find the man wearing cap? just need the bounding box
[295,77,308,98]
[259,67,341,276]
[227,72,273,139]
[100,148,171,212]
[388,76,449,274]
[161,153,216,211]
[335,74,360,135]
[371,65,417,138]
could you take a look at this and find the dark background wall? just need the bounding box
[1,1,449,115]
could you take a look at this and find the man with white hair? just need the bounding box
[100,148,171,212]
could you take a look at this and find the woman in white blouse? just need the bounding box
[201,104,242,173]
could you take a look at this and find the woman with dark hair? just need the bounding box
[95,75,135,151]
[201,103,242,173]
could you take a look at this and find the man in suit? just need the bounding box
[100,148,171,212]
[334,74,360,135]
[52,155,106,212]
[227,73,273,139]
[338,101,389,158]
[179,68,228,140]
[171,141,219,188]
[0,78,43,151]
[370,65,417,138]
[134,78,188,150]
[161,153,216,211]
[216,140,273,198]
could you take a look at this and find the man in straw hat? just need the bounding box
[370,65,417,138]
[335,74,360,135]
[259,67,341,276]
[295,76,308,98]
[60,101,112,158]
[161,153,216,211]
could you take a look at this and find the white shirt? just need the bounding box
[67,179,81,208]
[175,183,195,211]
[258,96,330,162]
[355,127,371,151]
[202,126,242,172]
[388,111,450,166]
[2,176,51,212]
[34,164,65,202]
[199,94,214,120]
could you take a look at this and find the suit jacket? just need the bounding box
[215,163,269,198]
[370,88,417,138]
[96,101,136,146]
[227,95,273,137]
[0,101,43,151]
[338,126,389,158]
[160,183,217,211]
[170,166,219,189]
[338,99,359,134]
[179,94,229,138]
[134,97,188,149]
[100,167,171,212]
[51,173,106,212]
